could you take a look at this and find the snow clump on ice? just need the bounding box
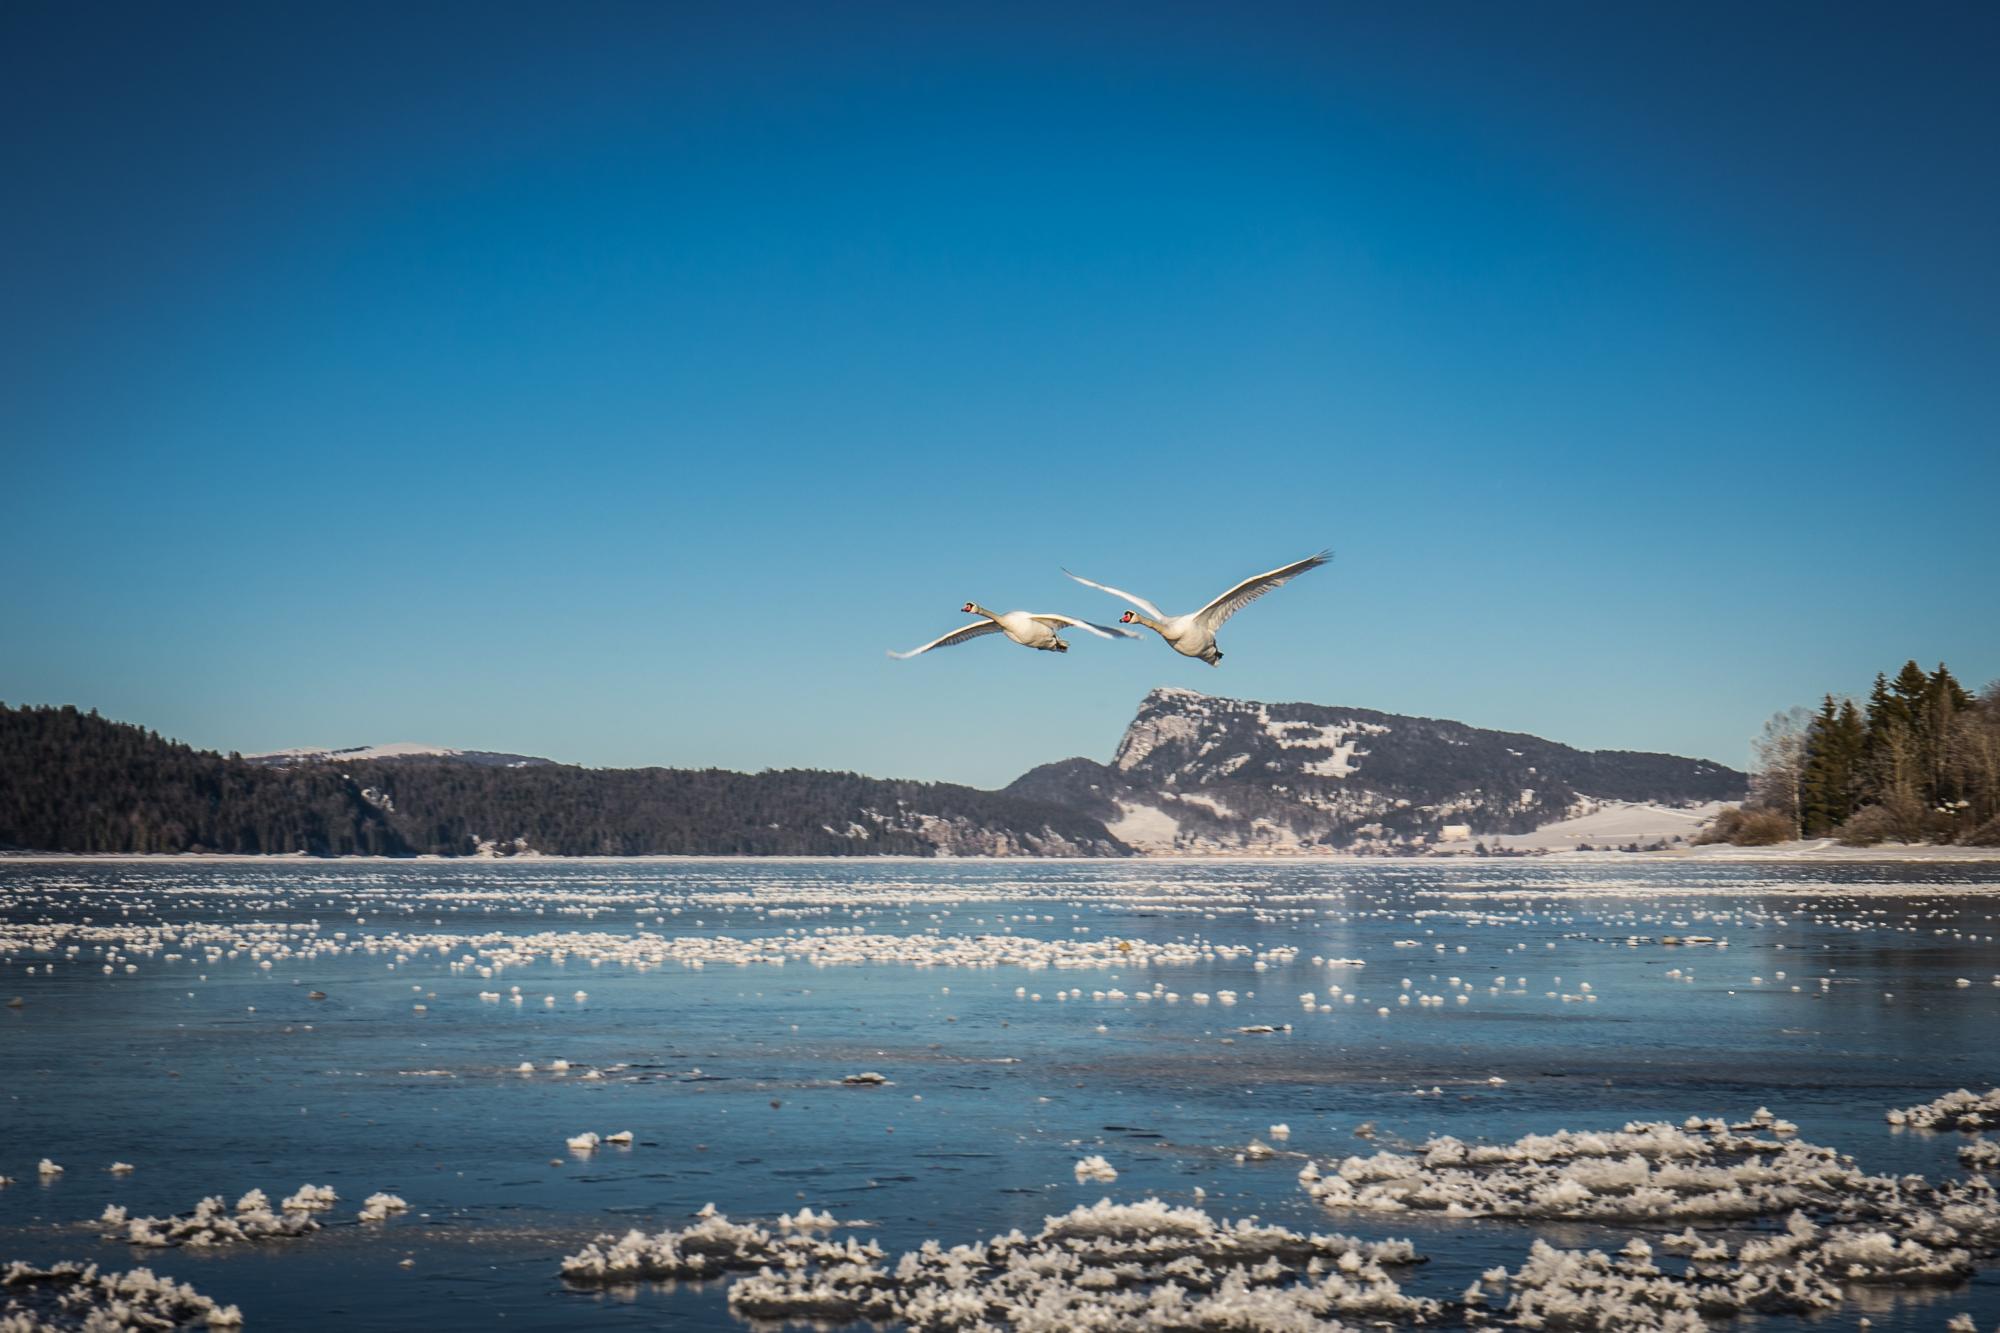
[1072,1155,1118,1183]
[1303,1118,1894,1222]
[1305,1114,2000,1328]
[562,1198,1432,1329]
[1887,1088,2000,1131]
[1960,1139,2000,1172]
[96,1183,388,1249]
[1,1260,242,1329]
[280,1184,338,1213]
[358,1193,410,1222]
[559,1206,886,1285]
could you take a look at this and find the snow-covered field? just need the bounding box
[1477,799,1731,851]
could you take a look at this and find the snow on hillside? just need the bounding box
[1010,687,1746,855]
[246,743,553,768]
[253,743,465,762]
[1106,793,1727,856]
[1476,799,1729,852]
[1105,803,1182,851]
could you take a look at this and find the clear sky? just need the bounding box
[4,2,1996,788]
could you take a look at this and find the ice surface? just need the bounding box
[7,858,2000,1330]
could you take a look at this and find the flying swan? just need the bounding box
[889,603,1137,659]
[1062,551,1331,666]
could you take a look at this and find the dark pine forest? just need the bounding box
[0,704,1126,857]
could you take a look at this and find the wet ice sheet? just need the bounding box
[2,858,1998,1329]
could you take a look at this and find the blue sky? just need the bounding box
[4,2,1996,788]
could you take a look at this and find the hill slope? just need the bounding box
[3,694,1744,858]
[0,704,1127,857]
[1006,687,1744,852]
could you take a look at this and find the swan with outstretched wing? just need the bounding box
[889,603,1137,659]
[1062,551,1331,666]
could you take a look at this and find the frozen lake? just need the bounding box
[3,858,1998,1329]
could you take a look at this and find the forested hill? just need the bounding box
[0,704,1128,857]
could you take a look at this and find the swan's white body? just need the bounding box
[1063,551,1330,666]
[889,604,1136,659]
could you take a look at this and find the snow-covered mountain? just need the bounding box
[245,743,554,768]
[1006,687,1745,854]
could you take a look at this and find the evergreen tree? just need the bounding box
[1863,669,1920,813]
[1864,673,1897,735]
[1863,672,1895,790]
[1832,699,1866,821]
[1928,663,1973,712]
[1921,663,1973,813]
[1789,659,1997,844]
[1891,660,1930,716]
[1800,696,1842,837]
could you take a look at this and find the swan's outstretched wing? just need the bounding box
[1191,550,1332,630]
[887,621,1007,659]
[1061,568,1165,620]
[1032,615,1141,640]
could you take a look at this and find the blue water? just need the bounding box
[2,858,1997,1329]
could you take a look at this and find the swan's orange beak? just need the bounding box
[1119,611,1134,623]
[961,602,975,614]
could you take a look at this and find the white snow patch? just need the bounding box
[1264,717,1388,779]
[1480,800,1731,852]
[250,742,468,762]
[1107,802,1183,852]
[1073,1154,1118,1182]
[1172,792,1237,820]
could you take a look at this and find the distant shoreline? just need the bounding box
[4,842,1998,865]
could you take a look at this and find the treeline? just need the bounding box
[0,703,403,854]
[1709,661,2000,847]
[333,759,1125,856]
[0,703,1128,857]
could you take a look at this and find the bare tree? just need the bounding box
[1749,706,1812,838]
[1956,681,2000,828]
